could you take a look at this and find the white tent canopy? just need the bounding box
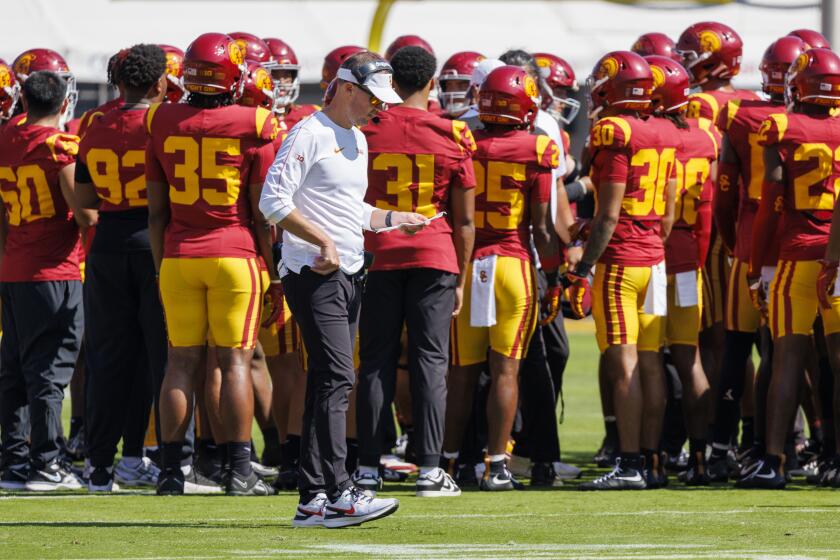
[1,0,821,87]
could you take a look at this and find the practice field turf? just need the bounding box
[3,326,840,559]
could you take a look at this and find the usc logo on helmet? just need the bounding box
[165,53,182,78]
[535,57,551,70]
[792,52,810,74]
[595,56,620,80]
[13,53,35,76]
[228,42,245,66]
[650,65,666,89]
[698,30,722,53]
[254,67,272,91]
[0,66,11,88]
[524,75,539,99]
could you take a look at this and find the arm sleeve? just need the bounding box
[259,126,314,225]
[564,179,588,203]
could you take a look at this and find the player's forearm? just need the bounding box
[75,181,102,210]
[451,186,475,287]
[749,186,782,276]
[148,211,168,273]
[554,181,575,245]
[660,179,676,242]
[278,209,334,249]
[580,214,617,266]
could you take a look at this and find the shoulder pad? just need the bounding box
[590,116,631,149]
[756,113,789,146]
[45,132,80,161]
[535,135,559,169]
[451,119,477,154]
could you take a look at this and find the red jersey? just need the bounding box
[77,97,123,138]
[471,128,557,261]
[718,98,785,263]
[362,106,477,273]
[757,111,840,261]
[65,117,81,136]
[0,124,81,281]
[664,119,718,274]
[144,103,279,258]
[280,104,319,131]
[589,115,679,266]
[686,88,759,125]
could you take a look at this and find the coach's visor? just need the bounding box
[337,67,402,105]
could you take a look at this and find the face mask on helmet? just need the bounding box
[544,89,580,125]
[56,72,77,129]
[438,77,471,115]
[266,63,300,109]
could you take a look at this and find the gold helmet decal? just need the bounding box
[524,74,539,98]
[13,53,35,76]
[650,65,666,89]
[535,56,551,69]
[165,53,182,77]
[793,52,810,73]
[698,30,722,53]
[254,67,273,91]
[228,42,245,65]
[0,65,12,88]
[596,56,620,80]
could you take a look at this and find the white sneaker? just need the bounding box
[25,461,82,491]
[115,457,160,487]
[553,461,582,480]
[508,454,532,478]
[323,487,399,528]
[292,493,327,527]
[351,468,383,496]
[415,468,461,497]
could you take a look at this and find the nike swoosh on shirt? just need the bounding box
[334,147,344,153]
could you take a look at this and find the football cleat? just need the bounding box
[479,465,524,491]
[323,486,399,528]
[678,452,710,486]
[351,469,383,496]
[227,470,275,496]
[25,460,82,492]
[156,469,185,495]
[734,458,786,489]
[182,465,223,494]
[292,493,327,527]
[643,455,668,489]
[579,459,646,491]
[453,463,479,487]
[415,468,461,497]
[594,435,618,468]
[250,461,279,480]
[553,461,582,480]
[706,456,730,482]
[508,454,532,478]
[114,457,159,487]
[88,466,120,493]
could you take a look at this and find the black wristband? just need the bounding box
[573,261,594,278]
[545,269,560,287]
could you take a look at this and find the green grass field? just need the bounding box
[3,327,840,559]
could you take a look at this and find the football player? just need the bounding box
[263,38,321,131]
[383,35,434,60]
[632,33,682,62]
[573,51,677,490]
[11,48,79,131]
[74,44,169,492]
[437,51,485,119]
[676,22,759,439]
[0,71,96,490]
[0,59,20,126]
[706,36,806,481]
[228,32,271,63]
[353,46,475,497]
[145,32,279,496]
[321,46,367,92]
[788,29,831,49]
[646,54,718,485]
[739,48,840,488]
[443,65,561,491]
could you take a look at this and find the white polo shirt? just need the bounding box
[259,111,376,275]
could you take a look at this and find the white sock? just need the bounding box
[488,454,506,463]
[419,466,437,476]
[359,465,378,476]
[443,451,459,460]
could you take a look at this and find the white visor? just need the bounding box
[337,67,403,104]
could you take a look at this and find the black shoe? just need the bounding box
[678,452,710,486]
[734,457,785,489]
[594,436,617,468]
[183,465,224,494]
[807,458,837,485]
[579,460,646,491]
[643,457,668,489]
[530,462,563,487]
[156,469,185,495]
[0,463,29,490]
[261,440,283,468]
[454,463,478,487]
[479,465,524,491]
[227,470,275,496]
[663,449,689,473]
[273,467,298,491]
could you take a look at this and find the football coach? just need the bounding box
[260,51,427,528]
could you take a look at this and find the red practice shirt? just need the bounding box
[471,127,557,261]
[144,103,279,259]
[0,124,82,281]
[362,106,477,273]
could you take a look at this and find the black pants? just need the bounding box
[357,268,455,468]
[284,267,362,501]
[83,252,167,467]
[0,281,83,467]
[514,268,570,463]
